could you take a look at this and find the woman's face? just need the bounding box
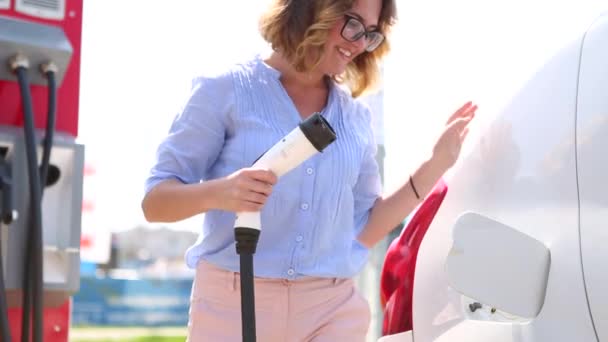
[319,0,383,76]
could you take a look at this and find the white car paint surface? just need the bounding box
[405,12,608,342]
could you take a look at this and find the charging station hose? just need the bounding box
[0,223,11,342]
[233,113,336,342]
[39,64,57,191]
[235,227,260,342]
[14,64,44,342]
[0,154,13,341]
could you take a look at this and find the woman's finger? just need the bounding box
[447,101,473,124]
[248,179,273,196]
[450,103,478,126]
[448,116,473,134]
[239,201,264,212]
[249,169,278,185]
[244,191,268,205]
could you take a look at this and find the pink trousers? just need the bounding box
[187,260,371,342]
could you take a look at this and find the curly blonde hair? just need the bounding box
[259,0,397,97]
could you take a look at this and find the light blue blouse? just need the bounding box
[145,55,382,279]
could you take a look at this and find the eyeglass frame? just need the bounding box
[340,14,385,52]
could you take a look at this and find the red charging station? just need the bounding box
[1,1,84,341]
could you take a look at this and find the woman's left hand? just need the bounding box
[432,101,478,171]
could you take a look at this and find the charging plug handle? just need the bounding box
[235,227,261,255]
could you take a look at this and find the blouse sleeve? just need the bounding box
[351,103,383,237]
[144,73,234,194]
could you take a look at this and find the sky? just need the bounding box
[76,0,608,244]
[78,1,273,237]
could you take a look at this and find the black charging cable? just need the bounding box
[0,154,13,342]
[234,228,259,342]
[12,55,44,342]
[233,113,337,342]
[39,62,58,192]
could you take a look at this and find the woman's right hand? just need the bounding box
[215,168,278,212]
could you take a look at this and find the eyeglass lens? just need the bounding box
[342,17,384,52]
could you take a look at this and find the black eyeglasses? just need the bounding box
[340,14,385,52]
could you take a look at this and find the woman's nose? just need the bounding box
[350,36,368,53]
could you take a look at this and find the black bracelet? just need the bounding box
[409,175,420,200]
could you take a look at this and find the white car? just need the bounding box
[379,11,608,342]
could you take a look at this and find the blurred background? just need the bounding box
[68,0,608,341]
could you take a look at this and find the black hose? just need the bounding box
[234,227,260,342]
[0,157,12,341]
[15,66,44,342]
[39,70,56,192]
[0,221,12,342]
[239,253,256,342]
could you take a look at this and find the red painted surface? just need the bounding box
[0,0,83,137]
[380,178,448,336]
[7,300,71,342]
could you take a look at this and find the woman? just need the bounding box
[141,0,476,340]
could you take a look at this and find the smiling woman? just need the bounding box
[140,0,476,341]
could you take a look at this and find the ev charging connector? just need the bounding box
[234,112,336,342]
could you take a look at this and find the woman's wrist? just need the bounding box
[411,156,448,199]
[429,150,453,174]
[196,178,224,213]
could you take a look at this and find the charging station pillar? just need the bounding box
[1,1,84,340]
